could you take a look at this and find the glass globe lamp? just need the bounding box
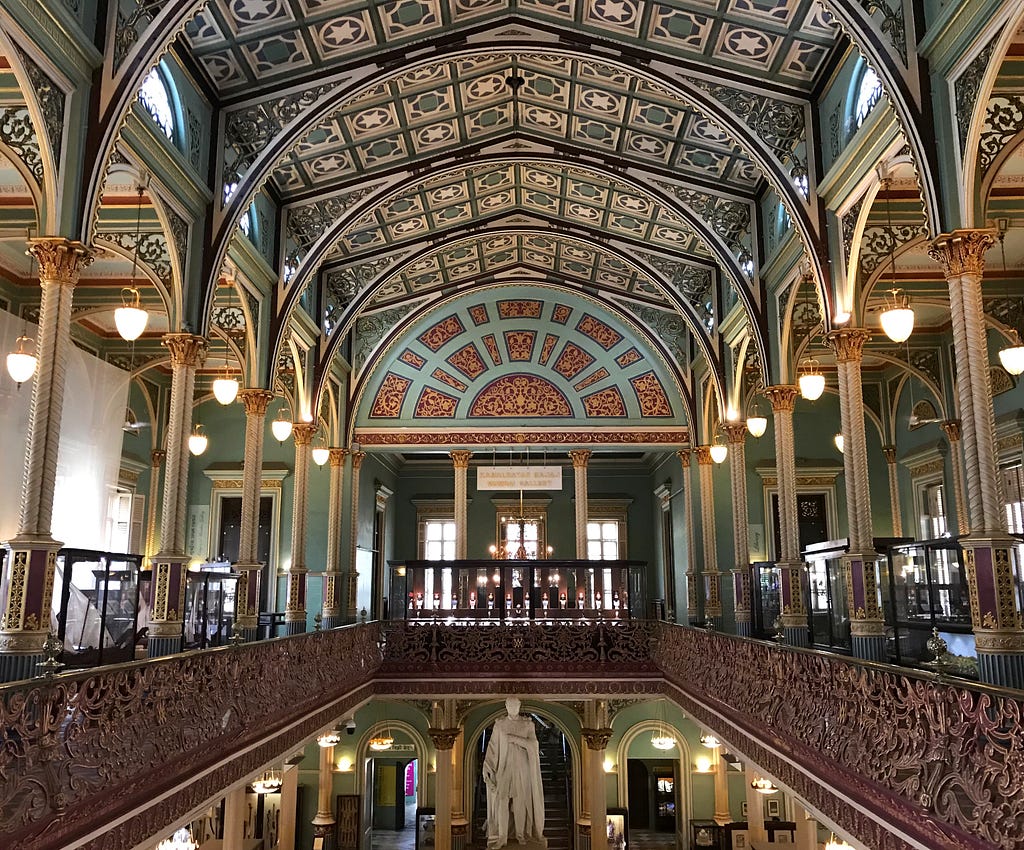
[188,424,208,456]
[114,287,149,342]
[998,331,1024,376]
[798,359,825,401]
[6,334,37,385]
[879,288,914,343]
[212,368,239,405]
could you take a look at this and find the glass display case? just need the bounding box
[183,563,240,649]
[415,808,436,850]
[388,559,645,622]
[750,562,781,639]
[801,539,851,651]
[55,548,144,667]
[606,808,628,850]
[880,538,974,667]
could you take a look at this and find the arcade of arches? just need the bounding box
[1,1,1024,850]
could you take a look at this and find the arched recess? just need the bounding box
[270,156,761,355]
[611,719,695,830]
[0,22,61,233]
[355,717,430,806]
[464,701,584,825]
[200,47,830,329]
[341,282,697,448]
[958,3,1024,226]
[309,235,720,423]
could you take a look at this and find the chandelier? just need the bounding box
[156,828,197,850]
[650,700,677,750]
[369,730,394,751]
[825,835,853,850]
[490,489,540,560]
[318,729,341,747]
[251,769,282,794]
[699,734,720,749]
[750,776,778,794]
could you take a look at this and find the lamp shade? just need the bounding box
[834,433,844,453]
[998,334,1024,376]
[746,415,767,438]
[312,446,330,466]
[879,305,914,343]
[650,733,676,750]
[798,371,825,401]
[114,288,149,341]
[750,777,778,794]
[188,424,208,456]
[317,731,341,747]
[699,734,721,749]
[6,335,37,384]
[271,414,293,443]
[709,443,728,464]
[212,372,239,405]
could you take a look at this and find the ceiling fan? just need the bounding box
[122,408,150,433]
[907,410,942,428]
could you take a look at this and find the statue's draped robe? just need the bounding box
[483,714,546,849]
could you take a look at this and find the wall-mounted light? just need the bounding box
[694,755,712,773]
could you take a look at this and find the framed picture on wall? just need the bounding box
[766,799,782,819]
[741,801,748,817]
[732,832,749,849]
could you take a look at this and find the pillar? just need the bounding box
[582,723,611,850]
[743,765,767,845]
[322,448,348,629]
[222,785,247,850]
[235,388,274,641]
[313,740,337,850]
[940,420,969,536]
[451,729,468,847]
[143,450,165,566]
[763,385,807,647]
[825,328,884,661]
[1,239,91,681]
[792,802,818,850]
[570,449,591,558]
[882,447,903,538]
[285,422,316,635]
[450,450,472,559]
[278,762,300,850]
[148,333,207,658]
[695,446,721,628]
[346,450,366,617]
[930,230,1024,687]
[723,424,752,636]
[713,748,731,824]
[429,727,460,850]
[677,450,699,624]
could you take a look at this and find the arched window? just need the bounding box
[139,68,175,139]
[853,64,882,129]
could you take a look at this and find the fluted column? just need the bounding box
[235,388,274,641]
[570,449,591,558]
[764,385,807,647]
[312,740,337,850]
[322,448,348,629]
[347,450,366,617]
[143,450,165,565]
[677,450,698,624]
[429,727,460,850]
[722,424,751,636]
[826,328,883,661]
[712,747,730,825]
[285,423,316,634]
[582,699,611,850]
[1,239,91,681]
[930,230,1023,687]
[940,420,969,536]
[450,451,472,559]
[148,333,207,658]
[695,446,721,628]
[882,447,903,537]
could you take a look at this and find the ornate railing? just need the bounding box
[379,620,657,675]
[652,623,1023,850]
[0,623,382,850]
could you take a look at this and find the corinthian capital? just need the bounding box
[239,388,275,417]
[721,422,747,445]
[763,384,799,412]
[824,327,871,363]
[928,229,995,279]
[449,450,472,469]
[28,238,92,286]
[162,333,207,367]
[695,445,713,465]
[329,448,349,467]
[569,449,591,469]
[292,423,318,446]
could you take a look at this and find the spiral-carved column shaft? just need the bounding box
[285,423,317,634]
[723,424,751,634]
[450,451,472,559]
[882,447,902,538]
[570,449,591,558]
[940,421,969,535]
[347,451,366,616]
[322,448,348,629]
[143,450,165,566]
[677,449,698,624]
[695,446,721,622]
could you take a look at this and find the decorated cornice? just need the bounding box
[354,429,689,447]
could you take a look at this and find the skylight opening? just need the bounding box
[139,69,174,140]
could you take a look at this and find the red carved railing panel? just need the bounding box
[0,624,382,850]
[652,624,1024,850]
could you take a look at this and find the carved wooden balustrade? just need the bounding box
[652,623,1024,850]
[0,623,382,850]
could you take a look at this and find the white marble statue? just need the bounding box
[483,697,547,849]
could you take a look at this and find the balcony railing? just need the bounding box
[2,622,1022,850]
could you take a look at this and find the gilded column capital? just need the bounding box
[940,419,962,442]
[292,423,318,446]
[329,448,349,467]
[449,450,472,469]
[162,333,207,367]
[28,237,92,285]
[695,445,713,465]
[581,727,613,751]
[928,229,996,278]
[763,384,799,412]
[569,449,592,469]
[882,446,897,465]
[238,388,275,416]
[151,449,166,467]
[428,727,461,751]
[351,450,367,470]
[676,448,691,468]
[824,327,871,363]
[721,423,747,445]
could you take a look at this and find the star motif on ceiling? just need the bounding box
[322,19,363,45]
[728,31,769,57]
[232,0,279,23]
[583,91,617,112]
[421,124,453,143]
[354,108,393,130]
[594,0,636,24]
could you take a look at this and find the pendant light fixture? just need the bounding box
[699,734,721,749]
[114,185,150,342]
[825,835,853,850]
[212,285,240,403]
[798,358,825,400]
[156,827,198,850]
[7,233,38,386]
[996,222,1024,376]
[271,405,293,443]
[650,699,677,750]
[188,423,208,456]
[709,435,728,464]
[312,434,330,467]
[750,776,778,794]
[745,398,767,438]
[251,769,283,794]
[834,433,845,453]
[877,175,914,343]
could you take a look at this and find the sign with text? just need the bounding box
[476,465,563,491]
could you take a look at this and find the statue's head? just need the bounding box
[506,696,521,717]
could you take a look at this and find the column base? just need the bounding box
[321,613,343,629]
[735,618,752,638]
[852,634,886,662]
[978,651,1024,689]
[452,820,469,850]
[313,820,336,850]
[241,626,258,642]
[0,651,45,683]
[784,626,809,648]
[285,618,306,636]
[149,634,183,658]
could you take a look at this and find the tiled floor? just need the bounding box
[370,827,416,850]
[629,831,678,850]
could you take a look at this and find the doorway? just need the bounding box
[368,758,418,850]
[625,759,678,850]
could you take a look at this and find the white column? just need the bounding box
[695,446,721,624]
[313,741,337,847]
[882,446,903,537]
[723,424,751,635]
[278,763,300,850]
[570,449,591,558]
[743,766,767,846]
[236,388,274,640]
[222,785,246,850]
[450,450,472,559]
[323,447,348,628]
[713,748,730,824]
[583,700,611,850]
[677,450,698,624]
[143,450,165,566]
[940,420,969,535]
[286,422,317,634]
[347,450,366,617]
